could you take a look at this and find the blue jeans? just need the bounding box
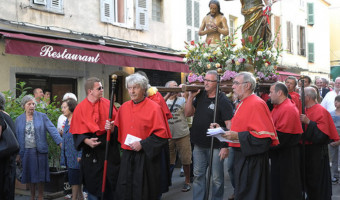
[192,145,225,200]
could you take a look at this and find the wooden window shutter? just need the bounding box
[187,29,192,42]
[301,27,305,56]
[100,0,113,23]
[290,22,293,53]
[136,0,149,30]
[297,25,300,55]
[274,16,281,48]
[186,0,192,26]
[308,43,314,62]
[286,21,291,53]
[307,3,314,25]
[194,1,200,28]
[33,0,47,5]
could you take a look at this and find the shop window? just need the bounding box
[16,74,77,104]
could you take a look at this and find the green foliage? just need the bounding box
[2,82,62,169]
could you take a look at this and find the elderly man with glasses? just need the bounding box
[215,72,279,200]
[185,70,233,200]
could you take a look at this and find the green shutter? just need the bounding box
[308,43,314,63]
[307,3,314,25]
[186,0,192,26]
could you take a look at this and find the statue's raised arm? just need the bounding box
[198,0,229,44]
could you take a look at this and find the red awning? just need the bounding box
[277,70,301,81]
[0,31,189,73]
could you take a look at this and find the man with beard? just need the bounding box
[219,72,279,200]
[198,0,229,44]
[269,82,303,200]
[300,87,339,199]
[285,76,302,114]
[70,77,120,200]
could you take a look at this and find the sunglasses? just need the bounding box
[95,86,104,91]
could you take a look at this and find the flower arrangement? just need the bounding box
[183,27,282,82]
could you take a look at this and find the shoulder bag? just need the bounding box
[0,113,19,158]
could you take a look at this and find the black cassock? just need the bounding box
[115,134,167,200]
[270,131,302,200]
[233,131,271,200]
[301,121,332,200]
[74,133,121,199]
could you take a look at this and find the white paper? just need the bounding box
[124,134,142,146]
[207,128,239,143]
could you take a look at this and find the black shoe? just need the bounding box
[180,171,184,177]
[181,183,191,192]
[190,176,194,183]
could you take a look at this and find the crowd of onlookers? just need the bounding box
[1,73,340,200]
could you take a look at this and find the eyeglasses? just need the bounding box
[95,86,104,91]
[232,81,248,85]
[204,79,217,83]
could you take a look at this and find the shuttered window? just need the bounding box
[308,43,314,63]
[31,0,63,14]
[136,0,149,30]
[297,25,306,56]
[186,0,200,42]
[152,0,163,22]
[307,3,314,25]
[100,0,135,29]
[286,21,293,53]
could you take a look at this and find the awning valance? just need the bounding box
[0,31,189,73]
[277,70,301,81]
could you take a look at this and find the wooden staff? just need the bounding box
[101,74,117,200]
[300,75,306,198]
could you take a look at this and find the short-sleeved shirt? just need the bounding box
[25,120,36,148]
[166,97,190,139]
[330,111,340,136]
[191,91,233,148]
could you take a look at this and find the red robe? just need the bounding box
[230,94,279,147]
[289,91,302,114]
[306,104,339,141]
[70,98,117,135]
[271,98,303,134]
[148,92,173,119]
[115,98,172,150]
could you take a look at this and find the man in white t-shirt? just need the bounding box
[321,77,340,113]
[164,80,192,192]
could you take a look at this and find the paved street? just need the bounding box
[14,160,340,200]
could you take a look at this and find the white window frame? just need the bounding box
[186,0,200,42]
[229,16,237,36]
[100,0,134,29]
[30,0,63,14]
[299,0,305,10]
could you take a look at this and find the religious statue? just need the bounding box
[240,0,277,45]
[198,0,229,44]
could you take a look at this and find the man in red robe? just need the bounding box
[70,77,120,200]
[222,72,279,200]
[300,87,340,200]
[285,76,302,114]
[114,73,171,200]
[269,82,303,200]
